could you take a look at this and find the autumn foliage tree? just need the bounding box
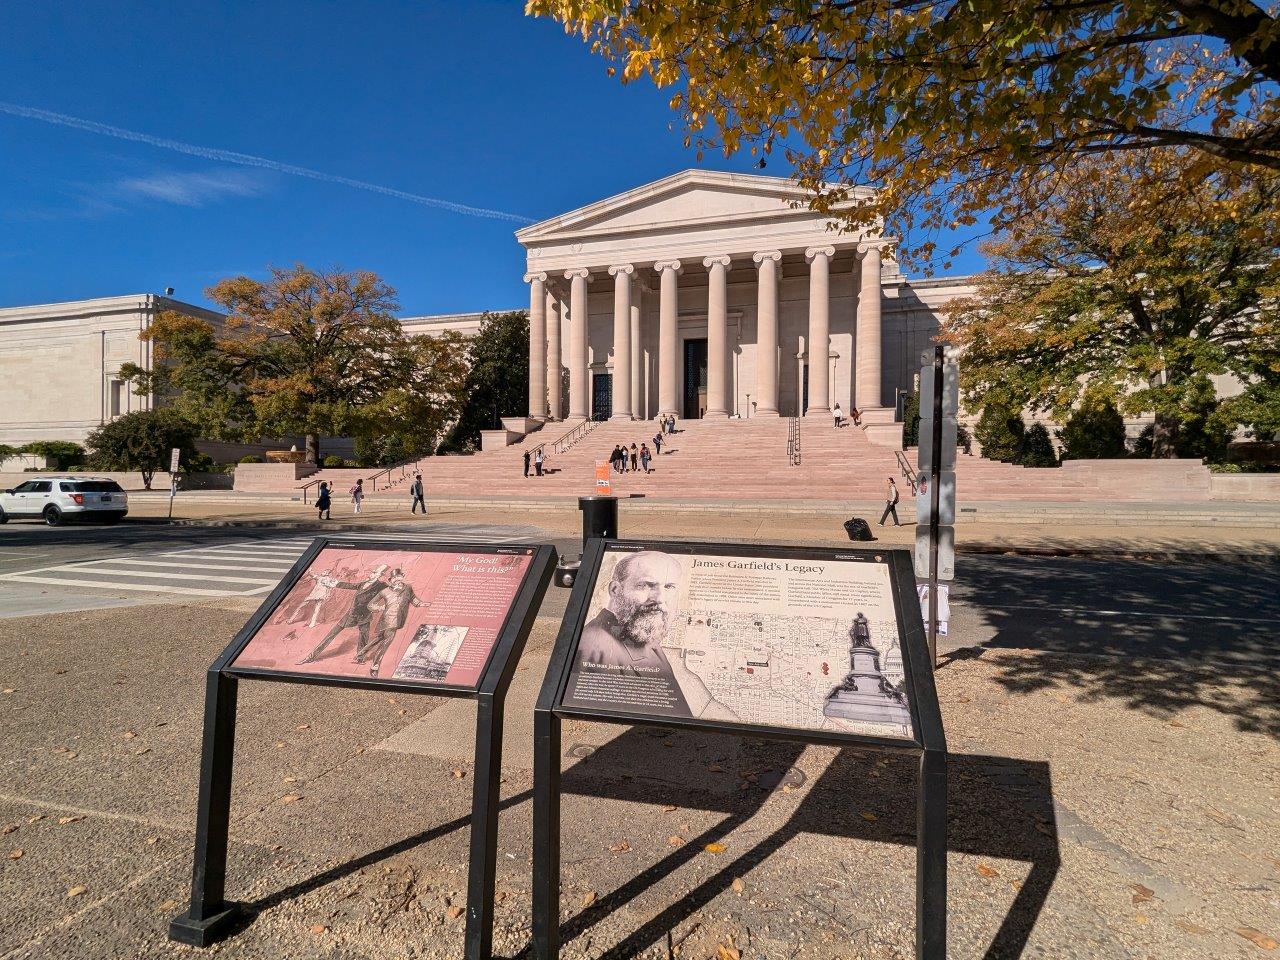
[941,151,1280,458]
[122,266,469,464]
[528,0,1280,266]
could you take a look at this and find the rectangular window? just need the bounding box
[110,380,124,417]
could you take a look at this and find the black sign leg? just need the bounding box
[169,670,245,946]
[916,747,947,959]
[464,692,504,960]
[531,706,562,960]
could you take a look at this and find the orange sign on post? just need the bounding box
[594,462,612,496]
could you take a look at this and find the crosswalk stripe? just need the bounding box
[0,575,240,597]
[72,559,294,574]
[16,565,277,585]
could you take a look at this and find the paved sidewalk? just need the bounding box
[120,496,1280,561]
[1,599,1275,959]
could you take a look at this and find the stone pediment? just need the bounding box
[516,170,872,244]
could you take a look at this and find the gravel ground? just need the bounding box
[0,598,1276,959]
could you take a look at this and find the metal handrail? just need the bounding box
[552,418,599,454]
[895,449,919,495]
[787,416,802,466]
[366,461,409,492]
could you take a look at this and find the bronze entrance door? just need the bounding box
[682,338,708,419]
[591,372,612,421]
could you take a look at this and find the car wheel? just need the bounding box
[0,508,7,524]
[44,505,63,527]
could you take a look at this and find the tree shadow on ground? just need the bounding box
[949,556,1280,736]
[523,724,1057,960]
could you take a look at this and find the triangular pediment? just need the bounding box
[516,170,871,244]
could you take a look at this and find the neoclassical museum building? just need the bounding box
[513,170,974,442]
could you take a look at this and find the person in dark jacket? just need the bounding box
[297,564,390,664]
[315,481,331,520]
[410,473,426,515]
[523,449,531,478]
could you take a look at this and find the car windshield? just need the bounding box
[70,481,124,493]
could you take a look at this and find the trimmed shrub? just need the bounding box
[1019,422,1059,467]
[1058,393,1127,460]
[322,455,345,468]
[901,393,921,446]
[239,454,263,464]
[23,440,86,470]
[975,402,1025,462]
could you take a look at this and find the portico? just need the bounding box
[516,170,901,437]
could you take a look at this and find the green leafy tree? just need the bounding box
[123,265,467,464]
[84,409,198,489]
[1019,422,1059,467]
[529,0,1280,266]
[441,311,530,452]
[23,440,85,471]
[901,393,921,447]
[943,150,1280,458]
[975,401,1026,462]
[1058,391,1129,460]
[1220,381,1280,442]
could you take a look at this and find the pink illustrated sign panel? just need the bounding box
[231,546,534,688]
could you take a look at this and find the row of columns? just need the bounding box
[526,244,885,422]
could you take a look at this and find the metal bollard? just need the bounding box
[556,495,619,588]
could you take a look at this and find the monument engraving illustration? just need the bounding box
[823,612,912,727]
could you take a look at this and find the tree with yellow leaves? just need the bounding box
[527,0,1279,266]
[940,151,1279,459]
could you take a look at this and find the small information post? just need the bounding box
[168,537,557,959]
[914,347,959,666]
[532,538,947,960]
[167,446,181,521]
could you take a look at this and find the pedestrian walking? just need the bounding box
[350,478,364,514]
[315,481,331,521]
[629,443,638,472]
[640,443,652,473]
[610,445,622,473]
[523,449,531,478]
[410,473,426,515]
[653,432,663,455]
[534,447,544,476]
[833,402,843,428]
[879,477,901,526]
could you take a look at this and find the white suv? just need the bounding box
[0,477,129,526]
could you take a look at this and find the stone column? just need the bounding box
[752,250,781,416]
[566,268,590,420]
[704,255,732,418]
[805,246,835,417]
[545,291,562,420]
[856,242,884,411]
[609,264,634,420]
[525,272,548,420]
[656,260,681,417]
[630,279,643,418]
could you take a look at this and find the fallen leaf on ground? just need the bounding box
[309,924,327,935]
[495,891,508,903]
[707,764,723,772]
[662,805,677,812]
[975,864,1000,878]
[860,811,877,822]
[8,849,22,860]
[280,795,303,805]
[667,836,685,847]
[295,724,310,731]
[1131,883,1156,905]
[1235,927,1278,950]
[122,731,136,739]
[145,837,159,846]
[2,689,14,694]
[57,816,83,825]
[1134,914,1149,925]
[704,842,726,855]
[2,824,17,835]
[731,878,745,894]
[609,841,631,853]
[1205,807,1239,828]
[134,748,151,756]
[1174,918,1211,935]
[451,769,466,779]
[581,891,596,907]
[446,906,465,920]
[717,945,741,960]
[67,886,87,897]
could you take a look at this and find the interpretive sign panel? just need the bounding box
[533,538,946,960]
[559,543,916,742]
[231,545,534,689]
[171,537,556,960]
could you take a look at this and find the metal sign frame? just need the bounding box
[168,537,557,960]
[531,537,947,960]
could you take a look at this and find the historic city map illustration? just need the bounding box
[562,547,914,741]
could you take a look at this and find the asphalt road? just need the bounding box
[2,520,1276,669]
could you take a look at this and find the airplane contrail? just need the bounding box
[0,100,535,224]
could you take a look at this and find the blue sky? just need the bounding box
[0,0,985,317]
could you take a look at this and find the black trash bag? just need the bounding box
[843,517,875,541]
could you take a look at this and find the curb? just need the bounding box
[127,517,1280,562]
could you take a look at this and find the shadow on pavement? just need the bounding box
[529,726,1058,960]
[948,556,1280,736]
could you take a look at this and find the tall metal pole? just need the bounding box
[928,346,943,668]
